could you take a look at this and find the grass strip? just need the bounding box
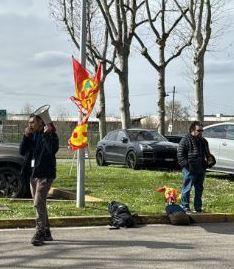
[0,163,234,219]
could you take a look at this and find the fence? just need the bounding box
[0,126,99,147]
[0,124,20,143]
[0,119,224,146]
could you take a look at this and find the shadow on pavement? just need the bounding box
[197,222,234,235]
[53,239,194,250]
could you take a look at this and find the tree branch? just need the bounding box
[133,32,160,71]
[165,36,192,66]
[96,0,117,44]
[145,0,160,39]
[173,0,193,29]
[200,0,212,57]
[166,8,189,37]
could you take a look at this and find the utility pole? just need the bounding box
[169,86,176,135]
[77,0,86,208]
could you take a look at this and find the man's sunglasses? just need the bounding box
[196,129,203,132]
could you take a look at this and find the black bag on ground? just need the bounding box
[165,204,190,225]
[108,201,135,228]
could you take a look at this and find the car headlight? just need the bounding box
[139,144,153,150]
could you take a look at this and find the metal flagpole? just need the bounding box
[77,0,86,208]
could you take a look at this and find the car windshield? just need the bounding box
[127,130,167,142]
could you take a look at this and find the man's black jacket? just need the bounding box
[177,134,209,173]
[20,131,59,179]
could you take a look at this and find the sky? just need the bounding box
[0,0,234,118]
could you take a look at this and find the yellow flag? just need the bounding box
[68,123,88,150]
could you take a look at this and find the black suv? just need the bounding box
[0,143,24,197]
[96,129,178,169]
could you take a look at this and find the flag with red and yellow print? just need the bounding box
[68,57,102,151]
[71,57,102,123]
[68,123,88,150]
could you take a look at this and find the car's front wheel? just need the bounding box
[96,150,107,166]
[0,167,21,197]
[126,151,139,169]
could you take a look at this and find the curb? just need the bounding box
[0,213,233,229]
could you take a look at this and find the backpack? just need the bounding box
[165,204,190,225]
[108,201,136,228]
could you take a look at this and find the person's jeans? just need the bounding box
[181,168,205,211]
[30,178,53,232]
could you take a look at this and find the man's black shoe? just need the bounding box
[31,231,44,246]
[183,208,191,214]
[193,209,203,213]
[44,229,53,241]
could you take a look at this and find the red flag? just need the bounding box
[68,57,102,151]
[71,57,102,119]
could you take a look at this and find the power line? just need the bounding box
[106,92,156,99]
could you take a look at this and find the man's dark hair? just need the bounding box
[29,114,45,126]
[189,121,203,133]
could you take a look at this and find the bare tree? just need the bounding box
[55,105,71,120]
[20,103,34,115]
[134,0,192,135]
[173,0,225,121]
[165,100,190,122]
[49,0,115,138]
[86,1,116,138]
[96,0,145,129]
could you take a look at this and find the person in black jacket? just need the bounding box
[177,121,210,213]
[20,114,59,246]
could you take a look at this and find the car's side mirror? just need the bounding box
[121,137,128,143]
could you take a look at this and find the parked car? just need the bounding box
[203,122,234,174]
[0,143,24,197]
[165,135,184,144]
[96,129,178,169]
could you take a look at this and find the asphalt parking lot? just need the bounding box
[0,223,233,269]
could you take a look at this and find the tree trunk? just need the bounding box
[191,1,212,122]
[194,54,204,122]
[157,66,166,135]
[118,52,131,129]
[157,39,166,135]
[193,28,205,122]
[98,79,107,139]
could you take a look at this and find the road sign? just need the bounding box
[0,110,7,120]
[168,124,173,133]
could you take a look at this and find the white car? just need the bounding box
[203,122,234,174]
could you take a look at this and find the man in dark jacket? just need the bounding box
[177,121,210,213]
[20,114,59,246]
